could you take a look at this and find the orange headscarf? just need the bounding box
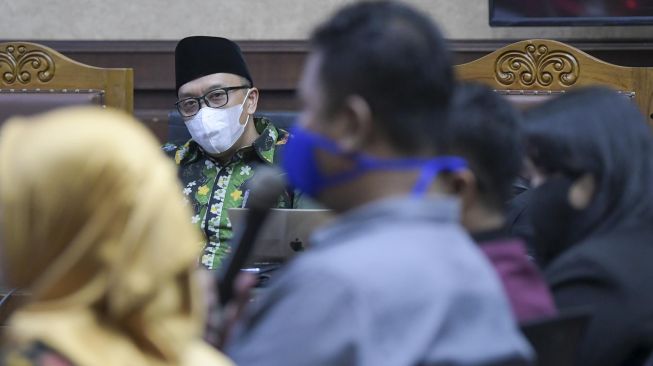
[0,107,231,366]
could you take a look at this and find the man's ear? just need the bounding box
[438,169,477,208]
[337,95,373,153]
[244,87,259,115]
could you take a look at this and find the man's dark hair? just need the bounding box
[310,1,453,154]
[448,83,523,209]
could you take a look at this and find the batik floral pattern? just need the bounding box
[163,117,292,269]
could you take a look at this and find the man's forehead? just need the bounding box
[178,72,245,97]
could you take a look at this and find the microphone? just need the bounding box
[217,166,286,306]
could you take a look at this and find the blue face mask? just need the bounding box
[281,125,466,198]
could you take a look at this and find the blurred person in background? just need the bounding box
[524,87,653,366]
[446,83,556,324]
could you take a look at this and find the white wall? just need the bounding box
[2,0,652,40]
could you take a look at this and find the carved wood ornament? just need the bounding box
[495,44,579,88]
[0,44,55,85]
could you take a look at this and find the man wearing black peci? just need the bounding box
[163,36,295,270]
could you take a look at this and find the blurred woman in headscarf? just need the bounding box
[523,87,653,366]
[0,107,232,366]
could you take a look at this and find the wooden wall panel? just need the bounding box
[3,40,653,141]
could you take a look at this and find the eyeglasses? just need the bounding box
[175,85,249,117]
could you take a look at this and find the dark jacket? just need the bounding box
[545,226,653,366]
[505,189,536,260]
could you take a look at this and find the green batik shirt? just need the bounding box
[163,117,292,270]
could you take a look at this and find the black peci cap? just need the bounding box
[175,36,253,93]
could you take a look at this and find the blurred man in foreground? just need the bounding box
[225,2,532,365]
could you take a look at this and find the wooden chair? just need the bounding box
[0,42,133,325]
[520,310,591,366]
[455,39,653,124]
[0,41,133,123]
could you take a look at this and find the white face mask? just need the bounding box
[186,89,251,155]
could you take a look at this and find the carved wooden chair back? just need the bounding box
[0,42,133,324]
[0,41,133,123]
[455,39,653,124]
